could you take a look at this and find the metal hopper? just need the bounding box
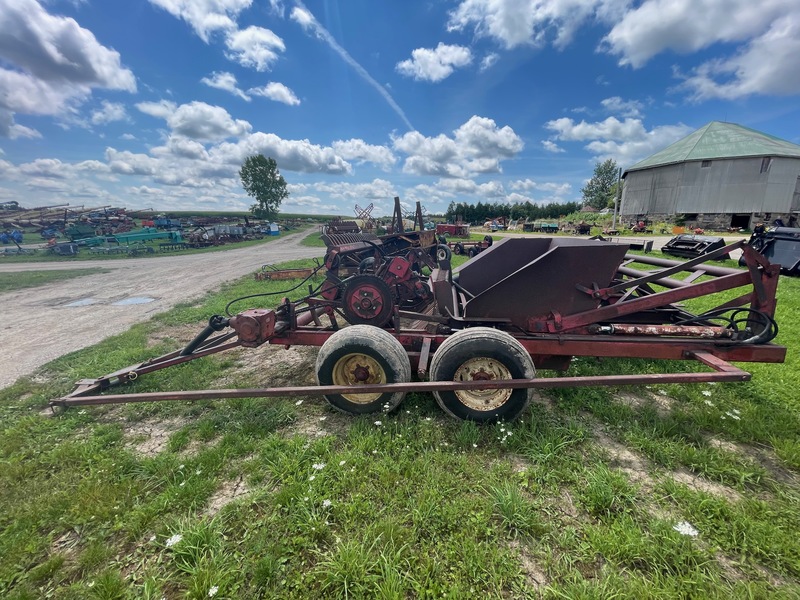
[453,237,630,329]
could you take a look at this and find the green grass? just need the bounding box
[1,258,799,598]
[0,268,110,293]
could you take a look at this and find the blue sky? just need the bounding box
[1,0,799,217]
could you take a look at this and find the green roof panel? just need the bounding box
[625,121,800,173]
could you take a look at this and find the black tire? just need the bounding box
[468,246,477,258]
[429,328,535,422]
[316,325,411,414]
[454,243,464,255]
[484,235,493,246]
[436,244,452,262]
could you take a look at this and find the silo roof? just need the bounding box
[624,121,800,174]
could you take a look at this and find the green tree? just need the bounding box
[239,155,288,220]
[581,159,619,210]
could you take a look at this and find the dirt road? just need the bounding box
[0,230,324,389]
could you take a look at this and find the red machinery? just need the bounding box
[55,237,786,422]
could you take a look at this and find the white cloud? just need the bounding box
[0,0,136,136]
[600,96,643,118]
[510,179,571,195]
[147,0,252,42]
[209,132,352,174]
[396,43,473,82]
[393,115,523,178]
[541,140,565,153]
[332,139,396,170]
[545,116,693,165]
[105,148,160,175]
[603,0,790,68]
[679,15,800,100]
[447,0,627,50]
[310,179,398,201]
[91,100,129,125]
[167,101,251,141]
[249,82,300,105]
[480,53,499,71]
[290,1,413,131]
[224,26,285,71]
[135,100,177,119]
[201,71,250,101]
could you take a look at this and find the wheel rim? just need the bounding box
[437,248,447,261]
[343,275,392,326]
[331,353,386,403]
[452,357,512,410]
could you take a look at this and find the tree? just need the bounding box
[239,155,288,220]
[581,159,619,210]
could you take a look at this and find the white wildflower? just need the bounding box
[319,416,327,421]
[309,475,315,481]
[657,389,668,396]
[208,585,219,597]
[179,481,186,487]
[725,411,741,421]
[701,390,712,397]
[312,463,326,470]
[195,469,202,475]
[322,499,332,508]
[372,450,378,454]
[339,460,346,466]
[472,443,478,448]
[295,400,303,406]
[165,534,182,548]
[149,535,156,542]
[374,420,382,426]
[673,521,699,537]
[178,464,185,469]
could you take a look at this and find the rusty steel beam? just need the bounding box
[51,352,750,407]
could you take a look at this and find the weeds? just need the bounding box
[0,260,798,597]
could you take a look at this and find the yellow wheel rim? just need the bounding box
[453,357,512,411]
[332,353,386,403]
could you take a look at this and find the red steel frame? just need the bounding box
[53,240,786,408]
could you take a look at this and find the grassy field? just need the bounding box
[0,268,110,293]
[1,254,798,599]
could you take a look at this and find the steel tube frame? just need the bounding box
[53,351,749,407]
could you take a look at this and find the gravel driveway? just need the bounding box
[0,229,323,389]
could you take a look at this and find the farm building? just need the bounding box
[620,121,800,230]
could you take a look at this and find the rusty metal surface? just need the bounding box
[52,351,751,407]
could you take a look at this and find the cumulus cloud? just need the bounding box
[201,71,250,101]
[0,0,136,136]
[224,26,285,71]
[510,179,571,196]
[679,15,800,100]
[91,100,129,125]
[603,0,789,68]
[541,140,565,153]
[396,43,473,82]
[136,99,177,119]
[393,116,523,178]
[600,96,643,118]
[147,0,252,41]
[332,139,396,170]
[545,116,693,165]
[209,132,351,174]
[249,82,301,105]
[167,101,251,141]
[310,179,398,201]
[447,0,626,50]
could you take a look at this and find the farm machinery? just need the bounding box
[54,233,787,422]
